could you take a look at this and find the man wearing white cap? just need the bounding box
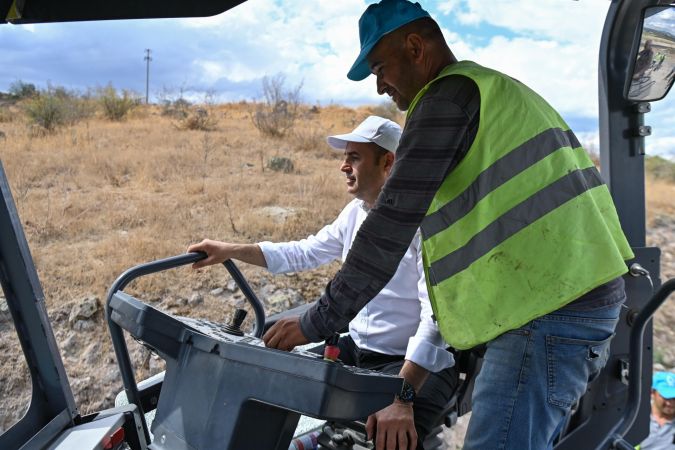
[188,115,457,446]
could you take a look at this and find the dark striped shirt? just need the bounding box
[300,71,626,342]
[300,75,481,342]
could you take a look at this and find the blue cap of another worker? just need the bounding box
[653,371,675,399]
[347,0,431,81]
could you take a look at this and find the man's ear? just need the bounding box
[405,33,425,62]
[384,152,395,173]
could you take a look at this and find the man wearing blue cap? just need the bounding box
[263,1,633,449]
[637,371,675,449]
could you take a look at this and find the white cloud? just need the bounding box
[649,100,675,159]
[177,0,379,104]
[437,0,461,16]
[435,0,609,43]
[575,131,600,154]
[2,0,674,158]
[433,1,608,119]
[461,35,600,118]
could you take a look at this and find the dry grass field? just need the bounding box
[0,101,381,308]
[0,99,405,429]
[0,99,673,443]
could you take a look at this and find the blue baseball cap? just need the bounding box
[653,371,675,399]
[347,0,431,81]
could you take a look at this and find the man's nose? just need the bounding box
[341,161,351,172]
[376,76,387,96]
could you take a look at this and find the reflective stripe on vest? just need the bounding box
[407,61,633,349]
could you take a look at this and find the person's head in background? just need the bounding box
[651,371,675,421]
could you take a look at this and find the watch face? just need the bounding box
[398,380,416,403]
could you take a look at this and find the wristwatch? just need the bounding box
[396,379,416,403]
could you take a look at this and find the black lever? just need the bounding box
[223,309,247,336]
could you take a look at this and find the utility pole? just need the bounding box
[144,49,152,104]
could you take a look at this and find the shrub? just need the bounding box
[162,98,191,119]
[267,156,294,173]
[646,155,675,182]
[9,80,37,99]
[22,86,97,134]
[24,94,66,134]
[158,86,191,119]
[98,85,139,121]
[369,100,403,122]
[252,74,302,138]
[63,96,97,124]
[175,107,218,131]
[51,85,96,125]
[291,123,331,155]
[0,107,13,123]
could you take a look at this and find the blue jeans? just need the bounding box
[463,301,624,450]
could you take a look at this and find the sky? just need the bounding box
[1,0,674,159]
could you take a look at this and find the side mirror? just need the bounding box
[627,6,675,102]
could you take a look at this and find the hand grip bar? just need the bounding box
[104,252,266,442]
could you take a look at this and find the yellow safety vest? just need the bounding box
[408,61,633,349]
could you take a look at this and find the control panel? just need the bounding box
[109,291,402,450]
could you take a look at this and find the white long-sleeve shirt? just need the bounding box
[259,199,454,372]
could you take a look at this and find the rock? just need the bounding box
[233,297,247,309]
[260,283,278,299]
[103,365,121,384]
[0,297,9,323]
[61,333,78,357]
[210,287,224,296]
[70,376,96,398]
[68,296,100,328]
[662,352,675,368]
[131,346,152,368]
[226,280,238,292]
[188,293,204,307]
[84,342,101,365]
[258,206,297,224]
[149,353,165,372]
[651,215,674,229]
[72,320,96,331]
[266,288,303,309]
[160,297,187,310]
[267,157,294,173]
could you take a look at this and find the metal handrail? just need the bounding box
[104,252,266,442]
[597,277,675,449]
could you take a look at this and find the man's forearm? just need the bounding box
[232,243,267,268]
[399,360,430,393]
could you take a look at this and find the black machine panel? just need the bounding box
[109,291,402,450]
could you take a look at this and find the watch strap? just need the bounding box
[396,379,416,403]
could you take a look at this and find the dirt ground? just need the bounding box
[0,101,673,446]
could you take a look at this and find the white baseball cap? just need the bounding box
[327,115,402,154]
